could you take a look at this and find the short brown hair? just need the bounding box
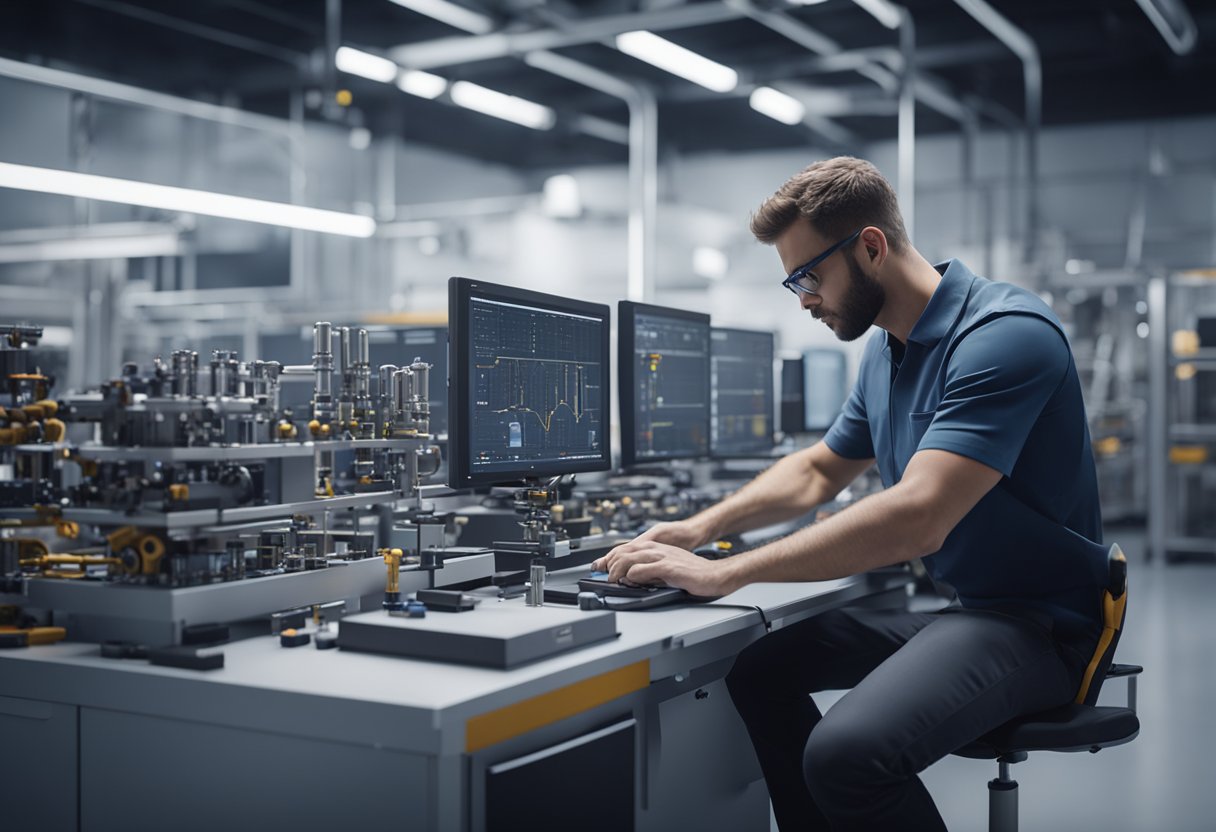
[749,156,909,252]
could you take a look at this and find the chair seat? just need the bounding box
[953,705,1140,759]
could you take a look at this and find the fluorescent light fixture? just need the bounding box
[0,234,182,264]
[335,46,399,83]
[449,81,555,130]
[387,0,494,35]
[850,0,903,30]
[749,87,806,126]
[788,0,831,5]
[0,162,377,238]
[615,31,737,94]
[693,247,728,280]
[397,69,448,99]
[542,175,581,219]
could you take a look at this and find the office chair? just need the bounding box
[952,543,1141,832]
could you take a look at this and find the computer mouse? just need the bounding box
[693,542,733,559]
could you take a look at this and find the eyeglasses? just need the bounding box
[781,229,862,298]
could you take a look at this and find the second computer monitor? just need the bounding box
[618,301,711,468]
[803,348,848,432]
[710,327,775,457]
[448,277,611,489]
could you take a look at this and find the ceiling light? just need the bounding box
[386,0,494,35]
[542,175,581,219]
[749,87,806,126]
[788,0,831,5]
[0,162,376,238]
[615,31,737,94]
[449,81,555,130]
[693,247,728,280]
[850,0,903,30]
[335,46,398,83]
[397,69,448,99]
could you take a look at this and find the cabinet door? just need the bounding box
[80,708,431,832]
[486,719,636,832]
[0,695,79,832]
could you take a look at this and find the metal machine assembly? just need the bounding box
[0,321,452,644]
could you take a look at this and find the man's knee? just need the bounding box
[802,715,897,799]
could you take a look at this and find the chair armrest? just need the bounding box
[1108,663,1143,678]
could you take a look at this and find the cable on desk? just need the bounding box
[710,603,771,631]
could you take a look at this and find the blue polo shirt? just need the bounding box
[824,259,1107,638]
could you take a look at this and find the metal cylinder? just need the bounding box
[225,539,246,580]
[210,350,237,397]
[338,326,352,378]
[312,322,334,418]
[354,329,372,403]
[378,364,398,403]
[409,357,431,434]
[393,367,415,430]
[171,349,197,397]
[526,563,546,607]
[224,356,240,397]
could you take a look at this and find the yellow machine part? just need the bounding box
[105,527,166,575]
[1169,445,1208,465]
[0,626,68,646]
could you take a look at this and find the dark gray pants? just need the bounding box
[725,606,1096,831]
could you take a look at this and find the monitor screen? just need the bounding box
[259,326,448,433]
[803,348,848,431]
[448,277,611,488]
[618,302,711,467]
[710,327,775,457]
[779,357,806,435]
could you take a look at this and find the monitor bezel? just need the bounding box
[618,300,712,469]
[448,277,612,489]
[709,326,777,459]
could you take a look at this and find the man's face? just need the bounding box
[775,222,885,342]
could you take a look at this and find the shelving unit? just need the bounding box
[1148,272,1216,561]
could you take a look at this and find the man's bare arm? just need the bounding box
[597,449,1003,597]
[680,441,875,545]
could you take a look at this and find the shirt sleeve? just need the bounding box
[916,313,1071,477]
[824,380,875,460]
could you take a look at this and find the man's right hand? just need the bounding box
[625,519,711,554]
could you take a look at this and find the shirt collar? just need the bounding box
[906,259,977,349]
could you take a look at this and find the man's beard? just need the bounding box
[814,250,885,342]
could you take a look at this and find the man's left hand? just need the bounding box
[592,540,737,598]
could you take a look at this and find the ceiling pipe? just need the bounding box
[951,0,1041,259]
[389,3,742,69]
[390,1,984,130]
[1133,0,1198,56]
[896,7,916,242]
[524,50,657,302]
[0,56,292,135]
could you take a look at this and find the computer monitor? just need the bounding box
[803,348,848,431]
[259,326,449,433]
[618,302,711,468]
[710,327,775,457]
[448,277,611,489]
[779,357,806,435]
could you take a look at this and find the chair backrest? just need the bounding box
[1073,543,1128,706]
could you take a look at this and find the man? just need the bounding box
[592,156,1108,831]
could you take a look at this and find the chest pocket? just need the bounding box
[908,410,936,449]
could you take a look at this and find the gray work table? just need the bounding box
[0,570,907,832]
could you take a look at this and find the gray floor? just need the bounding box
[771,525,1216,831]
